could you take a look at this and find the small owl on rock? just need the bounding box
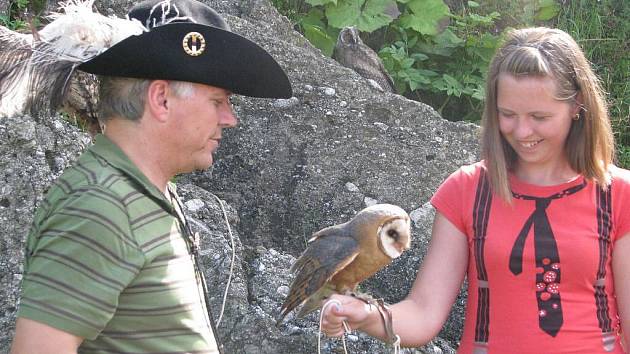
[333,27,396,93]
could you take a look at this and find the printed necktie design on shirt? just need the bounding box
[508,179,587,337]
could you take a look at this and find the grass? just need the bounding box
[553,0,630,167]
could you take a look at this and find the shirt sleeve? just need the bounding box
[17,186,144,340]
[613,167,630,242]
[430,166,469,235]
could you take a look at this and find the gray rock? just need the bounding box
[0,114,90,348]
[0,0,479,351]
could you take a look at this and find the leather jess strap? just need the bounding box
[368,298,400,346]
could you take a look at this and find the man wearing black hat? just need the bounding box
[9,0,291,352]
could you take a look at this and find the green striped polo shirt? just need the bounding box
[18,134,219,353]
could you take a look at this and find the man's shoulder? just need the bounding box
[44,150,142,211]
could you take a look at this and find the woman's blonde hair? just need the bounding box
[481,27,614,201]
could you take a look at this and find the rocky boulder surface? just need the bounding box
[0,115,91,346]
[0,0,480,352]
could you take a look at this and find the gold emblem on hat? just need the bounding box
[183,32,206,56]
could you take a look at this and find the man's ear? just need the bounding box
[145,80,171,122]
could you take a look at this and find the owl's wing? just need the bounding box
[352,55,396,93]
[376,60,396,93]
[277,226,359,323]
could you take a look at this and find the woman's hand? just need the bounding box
[320,294,377,337]
[321,212,468,346]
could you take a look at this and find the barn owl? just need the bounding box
[277,203,411,324]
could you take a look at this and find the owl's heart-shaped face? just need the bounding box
[377,217,411,259]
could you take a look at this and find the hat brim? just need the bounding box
[78,23,292,98]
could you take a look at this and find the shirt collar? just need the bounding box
[89,134,173,210]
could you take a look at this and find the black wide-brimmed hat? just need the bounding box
[78,0,292,98]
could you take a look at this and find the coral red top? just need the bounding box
[431,161,630,354]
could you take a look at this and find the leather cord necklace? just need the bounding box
[168,187,225,354]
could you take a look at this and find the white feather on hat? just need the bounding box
[0,0,145,124]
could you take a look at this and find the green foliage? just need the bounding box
[618,146,630,170]
[300,8,340,56]
[535,0,560,21]
[3,0,29,30]
[278,0,552,121]
[326,0,397,32]
[398,0,450,35]
[379,3,501,120]
[3,0,45,30]
[0,14,27,30]
[272,0,628,165]
[553,0,629,164]
[306,0,336,6]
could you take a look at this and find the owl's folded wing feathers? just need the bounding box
[277,228,359,324]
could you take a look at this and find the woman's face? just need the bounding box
[497,73,579,172]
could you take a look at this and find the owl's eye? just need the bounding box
[387,229,399,241]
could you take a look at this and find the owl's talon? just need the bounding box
[348,292,376,305]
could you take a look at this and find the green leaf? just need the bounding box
[466,32,500,62]
[468,13,495,26]
[326,0,397,32]
[303,23,337,56]
[380,46,396,55]
[416,40,455,56]
[403,67,432,90]
[471,86,485,101]
[401,57,415,68]
[411,52,429,61]
[307,0,337,7]
[436,74,463,97]
[408,80,420,91]
[301,8,327,28]
[418,69,439,77]
[398,0,450,35]
[407,35,418,48]
[488,11,501,19]
[434,28,464,48]
[16,0,29,9]
[395,46,407,59]
[443,74,461,87]
[467,1,479,7]
[535,0,560,21]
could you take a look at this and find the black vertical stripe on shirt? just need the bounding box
[595,185,613,333]
[473,169,492,343]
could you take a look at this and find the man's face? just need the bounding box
[167,83,237,173]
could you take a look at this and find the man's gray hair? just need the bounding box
[98,77,195,122]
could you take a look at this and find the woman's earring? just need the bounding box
[573,112,580,121]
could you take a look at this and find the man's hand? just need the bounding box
[10,317,83,354]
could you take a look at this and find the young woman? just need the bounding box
[321,27,630,354]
